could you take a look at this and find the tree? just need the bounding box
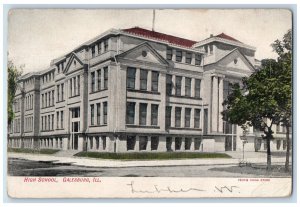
[222,29,292,171]
[8,60,23,127]
[271,29,292,172]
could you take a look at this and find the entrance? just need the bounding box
[69,107,80,150]
[224,122,237,151]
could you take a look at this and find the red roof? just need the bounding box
[215,33,241,43]
[122,27,197,48]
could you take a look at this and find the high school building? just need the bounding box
[8,27,289,153]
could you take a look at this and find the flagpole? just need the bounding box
[152,10,156,31]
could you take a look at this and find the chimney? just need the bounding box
[210,34,213,38]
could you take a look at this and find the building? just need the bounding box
[8,27,290,153]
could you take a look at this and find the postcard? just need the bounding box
[6,8,293,198]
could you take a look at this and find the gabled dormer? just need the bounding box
[193,33,256,66]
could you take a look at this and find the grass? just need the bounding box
[74,152,231,160]
[8,148,60,154]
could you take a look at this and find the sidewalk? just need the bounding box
[8,152,289,168]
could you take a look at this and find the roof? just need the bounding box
[215,33,242,43]
[122,27,198,48]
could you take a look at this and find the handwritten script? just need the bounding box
[127,181,239,194]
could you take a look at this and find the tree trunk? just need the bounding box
[285,125,290,172]
[266,134,272,171]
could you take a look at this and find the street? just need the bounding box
[8,157,291,177]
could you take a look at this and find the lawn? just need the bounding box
[74,152,231,160]
[8,148,60,154]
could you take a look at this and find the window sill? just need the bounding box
[69,94,80,98]
[89,89,108,94]
[168,127,202,131]
[41,105,55,109]
[168,95,202,100]
[90,124,108,128]
[127,89,160,95]
[56,100,65,103]
[126,125,160,129]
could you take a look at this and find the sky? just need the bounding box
[8,9,292,74]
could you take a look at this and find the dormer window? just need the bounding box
[209,44,214,54]
[176,50,182,62]
[104,39,109,52]
[195,54,202,66]
[167,48,173,60]
[185,52,192,64]
[91,46,96,58]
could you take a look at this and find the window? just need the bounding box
[151,136,159,150]
[151,71,159,92]
[104,39,109,52]
[139,136,148,151]
[41,117,44,131]
[48,115,50,131]
[176,50,182,62]
[52,114,54,130]
[175,76,182,96]
[126,102,135,124]
[56,112,59,129]
[95,136,100,150]
[185,108,191,127]
[77,75,80,95]
[90,104,94,125]
[139,103,147,125]
[175,107,181,127]
[98,42,102,54]
[175,137,182,150]
[72,108,80,118]
[195,79,201,98]
[277,140,281,150]
[127,67,136,89]
[165,106,172,128]
[97,69,101,91]
[61,111,64,128]
[104,67,108,90]
[185,77,191,97]
[91,72,95,92]
[194,109,200,128]
[204,45,208,53]
[151,104,158,125]
[127,136,136,151]
[167,48,173,60]
[96,103,101,125]
[276,123,280,132]
[61,83,64,101]
[194,138,201,150]
[166,137,172,151]
[103,102,107,124]
[102,136,106,150]
[89,137,93,149]
[283,140,287,150]
[140,69,148,90]
[195,54,202,65]
[69,78,72,97]
[209,44,213,54]
[91,46,95,58]
[52,90,54,106]
[186,52,192,64]
[166,74,173,95]
[185,138,191,150]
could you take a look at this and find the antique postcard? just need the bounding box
[6,8,293,198]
